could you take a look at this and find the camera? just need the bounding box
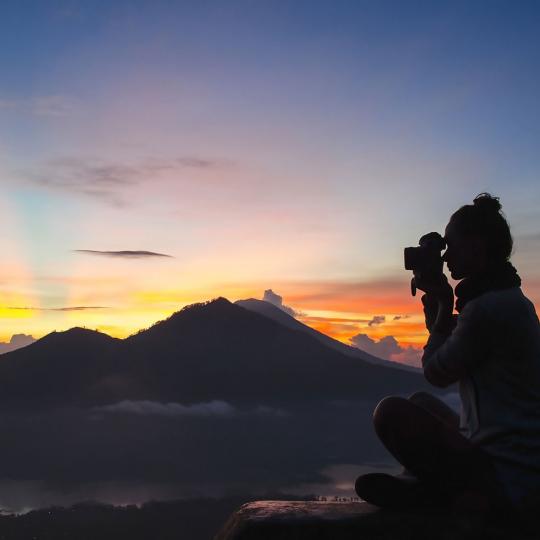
[404,232,446,296]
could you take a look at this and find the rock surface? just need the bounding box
[214,500,535,540]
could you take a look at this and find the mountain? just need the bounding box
[0,298,432,410]
[235,298,419,372]
[0,327,121,410]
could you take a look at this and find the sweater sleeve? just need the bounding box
[421,300,487,388]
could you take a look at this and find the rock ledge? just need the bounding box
[215,501,373,540]
[214,499,531,540]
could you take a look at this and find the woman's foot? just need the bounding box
[355,472,444,509]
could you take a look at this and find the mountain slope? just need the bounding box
[111,298,427,404]
[235,298,420,372]
[0,328,121,409]
[0,298,432,410]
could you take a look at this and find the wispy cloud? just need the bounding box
[0,95,78,117]
[93,400,288,418]
[74,250,173,259]
[367,315,386,327]
[278,277,419,313]
[31,159,140,207]
[301,316,371,323]
[27,156,232,206]
[7,306,109,312]
[176,157,227,168]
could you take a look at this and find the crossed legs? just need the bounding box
[408,391,460,430]
[357,391,507,508]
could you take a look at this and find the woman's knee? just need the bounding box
[372,396,408,436]
[408,391,460,430]
[408,391,434,404]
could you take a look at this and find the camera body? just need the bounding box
[404,232,446,296]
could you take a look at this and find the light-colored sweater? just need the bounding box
[422,287,540,506]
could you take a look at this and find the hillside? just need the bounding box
[0,298,431,410]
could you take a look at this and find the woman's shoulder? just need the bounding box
[477,286,529,304]
[461,287,523,309]
[472,287,538,322]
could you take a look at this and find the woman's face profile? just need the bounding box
[443,220,487,280]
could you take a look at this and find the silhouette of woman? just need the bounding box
[355,193,540,512]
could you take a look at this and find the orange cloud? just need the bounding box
[0,275,436,350]
[249,277,430,348]
[272,276,423,314]
[298,314,428,349]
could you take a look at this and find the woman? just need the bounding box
[355,193,540,512]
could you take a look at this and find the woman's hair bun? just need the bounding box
[473,192,502,213]
[451,192,512,262]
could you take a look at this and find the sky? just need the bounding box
[1,0,539,366]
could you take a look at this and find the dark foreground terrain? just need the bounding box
[2,496,538,540]
[0,494,315,540]
[0,298,448,534]
[216,500,540,540]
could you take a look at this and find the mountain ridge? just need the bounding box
[0,297,433,411]
[235,298,419,372]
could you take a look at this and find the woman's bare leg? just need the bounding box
[372,396,503,500]
[408,391,460,431]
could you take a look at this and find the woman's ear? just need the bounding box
[469,234,488,268]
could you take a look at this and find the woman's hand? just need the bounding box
[416,273,455,335]
[414,272,454,307]
[421,293,438,333]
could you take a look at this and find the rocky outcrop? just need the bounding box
[214,500,531,540]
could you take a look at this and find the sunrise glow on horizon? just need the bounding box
[2,2,540,367]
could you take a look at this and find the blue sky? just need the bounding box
[1,1,539,362]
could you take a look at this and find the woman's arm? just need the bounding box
[417,273,455,335]
[422,293,457,334]
[422,299,487,387]
[415,272,485,387]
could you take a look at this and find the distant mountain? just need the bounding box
[0,327,121,410]
[235,298,419,372]
[0,298,432,411]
